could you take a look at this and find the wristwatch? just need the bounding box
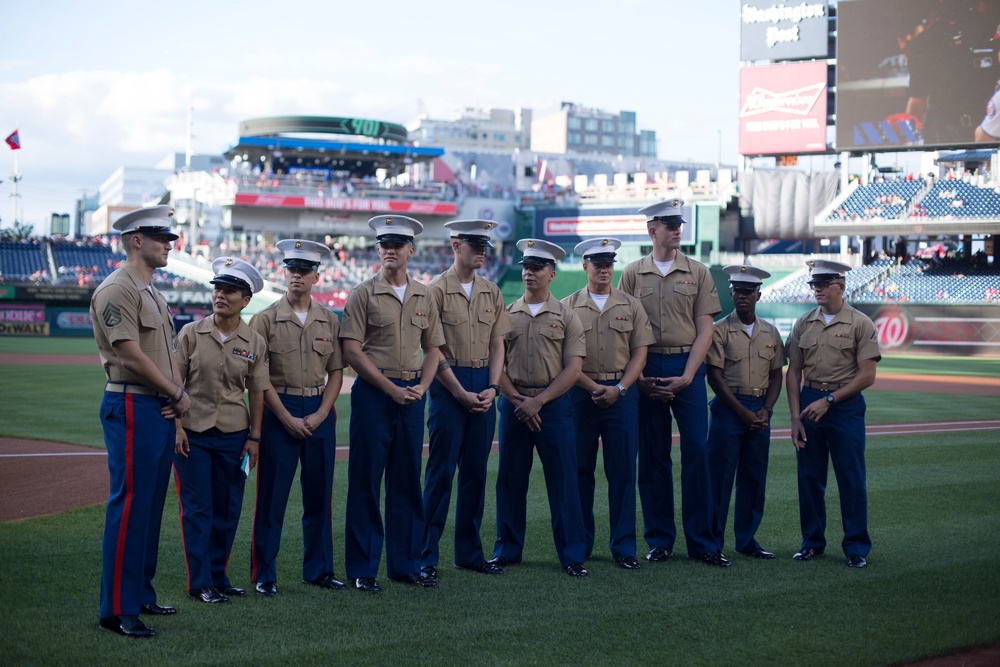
[488,384,502,397]
[826,394,836,405]
[616,384,627,396]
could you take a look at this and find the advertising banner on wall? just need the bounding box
[234,193,458,216]
[740,0,830,62]
[48,307,94,337]
[836,0,1000,151]
[757,302,1000,356]
[532,206,695,247]
[739,61,828,155]
[0,304,49,336]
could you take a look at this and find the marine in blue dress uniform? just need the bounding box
[490,239,590,577]
[562,237,653,570]
[341,215,445,593]
[249,239,346,596]
[91,205,190,638]
[786,259,881,569]
[706,265,785,561]
[420,219,511,581]
[617,198,724,566]
[173,258,268,604]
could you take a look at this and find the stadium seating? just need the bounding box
[827,179,925,221]
[911,180,1000,219]
[0,240,48,281]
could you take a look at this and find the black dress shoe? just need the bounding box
[737,547,776,559]
[565,562,589,577]
[390,572,438,588]
[353,577,381,593]
[615,556,641,570]
[220,586,246,597]
[456,561,505,575]
[305,574,347,590]
[254,581,278,597]
[690,552,733,568]
[645,547,672,563]
[487,555,520,568]
[792,547,823,561]
[139,603,176,615]
[420,565,438,580]
[847,555,867,569]
[99,615,156,639]
[189,587,229,603]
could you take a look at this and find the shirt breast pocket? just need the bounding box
[368,312,395,329]
[609,319,634,334]
[442,311,467,328]
[312,339,335,357]
[757,346,776,361]
[673,283,697,297]
[138,309,164,349]
[410,314,429,330]
[539,325,565,341]
[477,310,495,327]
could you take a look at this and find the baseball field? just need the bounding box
[1,337,998,666]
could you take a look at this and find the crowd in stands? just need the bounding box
[827,170,1000,223]
[234,172,459,202]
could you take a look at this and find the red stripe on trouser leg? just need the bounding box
[112,394,136,616]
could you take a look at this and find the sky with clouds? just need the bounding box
[0,0,740,230]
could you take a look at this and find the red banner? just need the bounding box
[739,62,827,155]
[234,193,457,216]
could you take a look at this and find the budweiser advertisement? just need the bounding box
[739,61,828,155]
[234,193,458,216]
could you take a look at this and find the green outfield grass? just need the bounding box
[1,339,999,664]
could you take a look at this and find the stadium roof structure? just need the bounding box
[224,115,444,179]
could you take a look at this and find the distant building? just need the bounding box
[530,102,656,159]
[408,107,532,151]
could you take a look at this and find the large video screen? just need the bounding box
[739,61,828,155]
[836,0,1000,151]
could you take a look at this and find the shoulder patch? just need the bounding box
[102,302,123,328]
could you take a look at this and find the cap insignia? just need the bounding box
[168,208,175,217]
[485,222,495,229]
[808,260,815,267]
[740,266,747,273]
[601,239,609,246]
[295,241,303,249]
[386,217,393,225]
[526,240,534,247]
[224,258,234,267]
[672,199,680,207]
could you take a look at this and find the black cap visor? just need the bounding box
[283,259,319,271]
[127,226,179,241]
[456,233,493,248]
[583,252,617,264]
[377,233,414,245]
[210,275,253,293]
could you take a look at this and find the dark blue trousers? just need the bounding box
[493,392,586,568]
[345,376,426,580]
[422,367,494,570]
[174,427,248,591]
[637,352,715,557]
[708,395,770,553]
[251,393,336,584]
[99,391,174,619]
[571,382,639,561]
[796,387,871,558]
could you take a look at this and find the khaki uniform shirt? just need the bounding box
[340,272,445,371]
[249,297,344,388]
[176,316,270,433]
[706,311,786,391]
[618,252,721,347]
[504,294,586,387]
[787,304,881,385]
[561,287,654,375]
[90,263,175,384]
[430,267,512,362]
